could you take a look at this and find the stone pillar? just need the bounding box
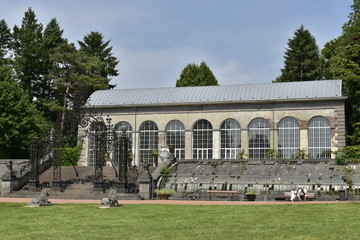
[241,130,249,159]
[213,130,220,159]
[1,161,19,195]
[138,164,153,200]
[185,130,192,159]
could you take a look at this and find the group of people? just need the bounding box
[290,187,307,202]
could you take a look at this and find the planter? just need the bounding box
[245,194,257,201]
[157,194,171,200]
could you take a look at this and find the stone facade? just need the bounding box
[78,97,346,166]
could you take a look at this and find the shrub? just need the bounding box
[335,146,360,165]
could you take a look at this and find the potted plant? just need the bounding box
[245,192,257,201]
[155,188,176,200]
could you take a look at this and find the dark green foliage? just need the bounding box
[48,42,108,144]
[78,31,119,88]
[0,19,11,65]
[176,61,218,87]
[336,146,360,165]
[61,144,82,166]
[0,66,46,158]
[0,8,117,149]
[324,0,360,145]
[275,25,322,82]
[11,8,44,97]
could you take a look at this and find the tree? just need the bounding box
[176,61,218,87]
[0,19,11,65]
[48,42,108,145]
[11,8,44,97]
[320,38,340,79]
[275,25,322,82]
[0,66,46,158]
[78,31,118,88]
[325,0,360,145]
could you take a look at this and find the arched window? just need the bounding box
[139,121,159,165]
[165,120,185,159]
[88,122,107,166]
[278,117,300,159]
[115,121,133,153]
[308,117,331,158]
[193,119,213,159]
[220,119,241,159]
[248,118,270,159]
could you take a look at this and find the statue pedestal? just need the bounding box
[93,181,104,192]
[52,180,63,191]
[117,182,126,193]
[28,180,40,192]
[138,170,153,200]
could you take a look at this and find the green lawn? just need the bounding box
[0,202,359,240]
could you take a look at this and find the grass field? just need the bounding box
[0,202,359,240]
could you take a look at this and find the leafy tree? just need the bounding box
[0,66,46,158]
[78,31,118,88]
[275,25,322,82]
[11,8,44,98]
[0,19,11,65]
[176,61,218,87]
[48,42,108,144]
[326,0,360,145]
[320,38,340,79]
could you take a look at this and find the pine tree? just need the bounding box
[0,19,11,65]
[176,61,218,87]
[78,31,118,88]
[12,8,44,97]
[275,25,322,82]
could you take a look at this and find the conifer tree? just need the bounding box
[0,19,11,65]
[275,25,322,82]
[176,61,218,87]
[78,31,118,88]
[0,66,46,158]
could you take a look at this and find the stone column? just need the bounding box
[138,164,153,200]
[185,130,192,159]
[1,161,19,195]
[213,129,220,159]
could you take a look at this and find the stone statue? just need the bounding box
[100,189,119,206]
[31,189,51,205]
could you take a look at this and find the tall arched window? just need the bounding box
[165,120,185,159]
[193,119,213,159]
[139,121,158,165]
[248,118,270,159]
[278,117,300,159]
[115,121,133,153]
[220,119,241,159]
[308,116,331,158]
[88,122,107,166]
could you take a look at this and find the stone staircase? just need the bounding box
[4,166,140,200]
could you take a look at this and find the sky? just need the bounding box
[0,0,353,89]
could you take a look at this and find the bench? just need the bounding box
[207,190,238,201]
[284,192,316,201]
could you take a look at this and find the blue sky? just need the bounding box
[0,0,353,89]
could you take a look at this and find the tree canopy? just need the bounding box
[0,8,119,149]
[323,0,360,145]
[275,25,322,82]
[176,61,218,87]
[0,66,46,158]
